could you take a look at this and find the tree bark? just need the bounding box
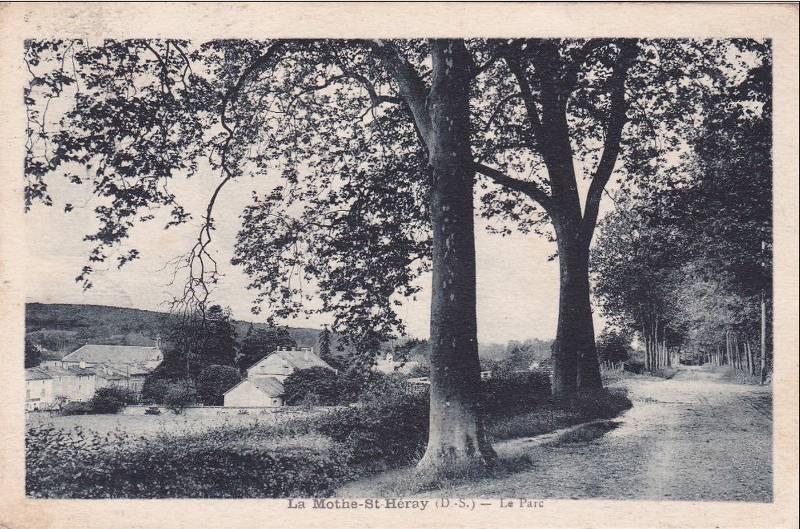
[551,226,602,396]
[416,40,496,471]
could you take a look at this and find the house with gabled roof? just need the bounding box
[245,346,334,382]
[40,343,164,401]
[25,367,55,411]
[223,376,285,407]
[224,346,334,407]
[39,364,97,402]
[62,344,163,370]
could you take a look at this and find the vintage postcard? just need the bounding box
[0,2,797,528]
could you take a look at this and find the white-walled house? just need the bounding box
[41,364,97,402]
[223,377,285,407]
[224,346,335,407]
[25,367,55,411]
[246,347,334,382]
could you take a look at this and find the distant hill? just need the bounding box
[25,302,326,356]
[26,303,551,363]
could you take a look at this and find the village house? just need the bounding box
[37,364,97,403]
[224,346,335,407]
[62,344,163,371]
[25,367,55,411]
[34,343,163,404]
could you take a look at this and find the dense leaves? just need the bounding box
[196,365,242,405]
[591,46,772,372]
[236,324,296,372]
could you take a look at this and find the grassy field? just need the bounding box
[26,410,298,437]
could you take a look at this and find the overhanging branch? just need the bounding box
[474,162,553,214]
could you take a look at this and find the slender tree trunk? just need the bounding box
[760,290,768,384]
[551,230,601,395]
[725,330,731,367]
[418,40,495,471]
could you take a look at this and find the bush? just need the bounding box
[196,365,241,405]
[283,367,341,406]
[142,377,195,407]
[60,401,92,416]
[489,388,632,440]
[314,388,429,472]
[88,387,135,414]
[164,381,196,414]
[623,360,645,374]
[481,370,551,418]
[140,377,173,404]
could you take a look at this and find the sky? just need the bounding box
[24,164,610,344]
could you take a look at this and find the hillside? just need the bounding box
[25,303,550,362]
[25,302,326,356]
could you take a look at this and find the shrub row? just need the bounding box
[26,425,353,498]
[60,387,137,416]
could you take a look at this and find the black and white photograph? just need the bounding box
[1,3,797,529]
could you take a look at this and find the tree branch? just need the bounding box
[185,41,288,311]
[474,162,553,214]
[363,39,431,144]
[581,39,638,245]
[481,92,522,133]
[499,45,544,143]
[563,39,610,92]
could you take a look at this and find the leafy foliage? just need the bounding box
[591,44,772,369]
[596,330,631,364]
[282,367,341,406]
[25,337,41,368]
[196,365,242,405]
[163,380,197,413]
[89,387,136,414]
[236,324,296,372]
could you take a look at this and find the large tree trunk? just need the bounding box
[417,40,496,471]
[551,227,602,396]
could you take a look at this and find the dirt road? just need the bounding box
[411,366,772,501]
[337,366,772,501]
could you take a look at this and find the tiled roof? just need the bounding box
[250,376,285,397]
[269,350,333,371]
[225,376,285,397]
[25,367,52,381]
[63,345,161,365]
[40,365,96,378]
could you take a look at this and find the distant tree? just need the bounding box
[283,367,340,406]
[235,324,296,372]
[25,337,41,368]
[196,365,242,405]
[193,305,238,372]
[318,325,332,362]
[140,377,172,404]
[596,330,631,365]
[592,49,772,375]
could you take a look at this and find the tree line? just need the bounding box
[591,42,772,381]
